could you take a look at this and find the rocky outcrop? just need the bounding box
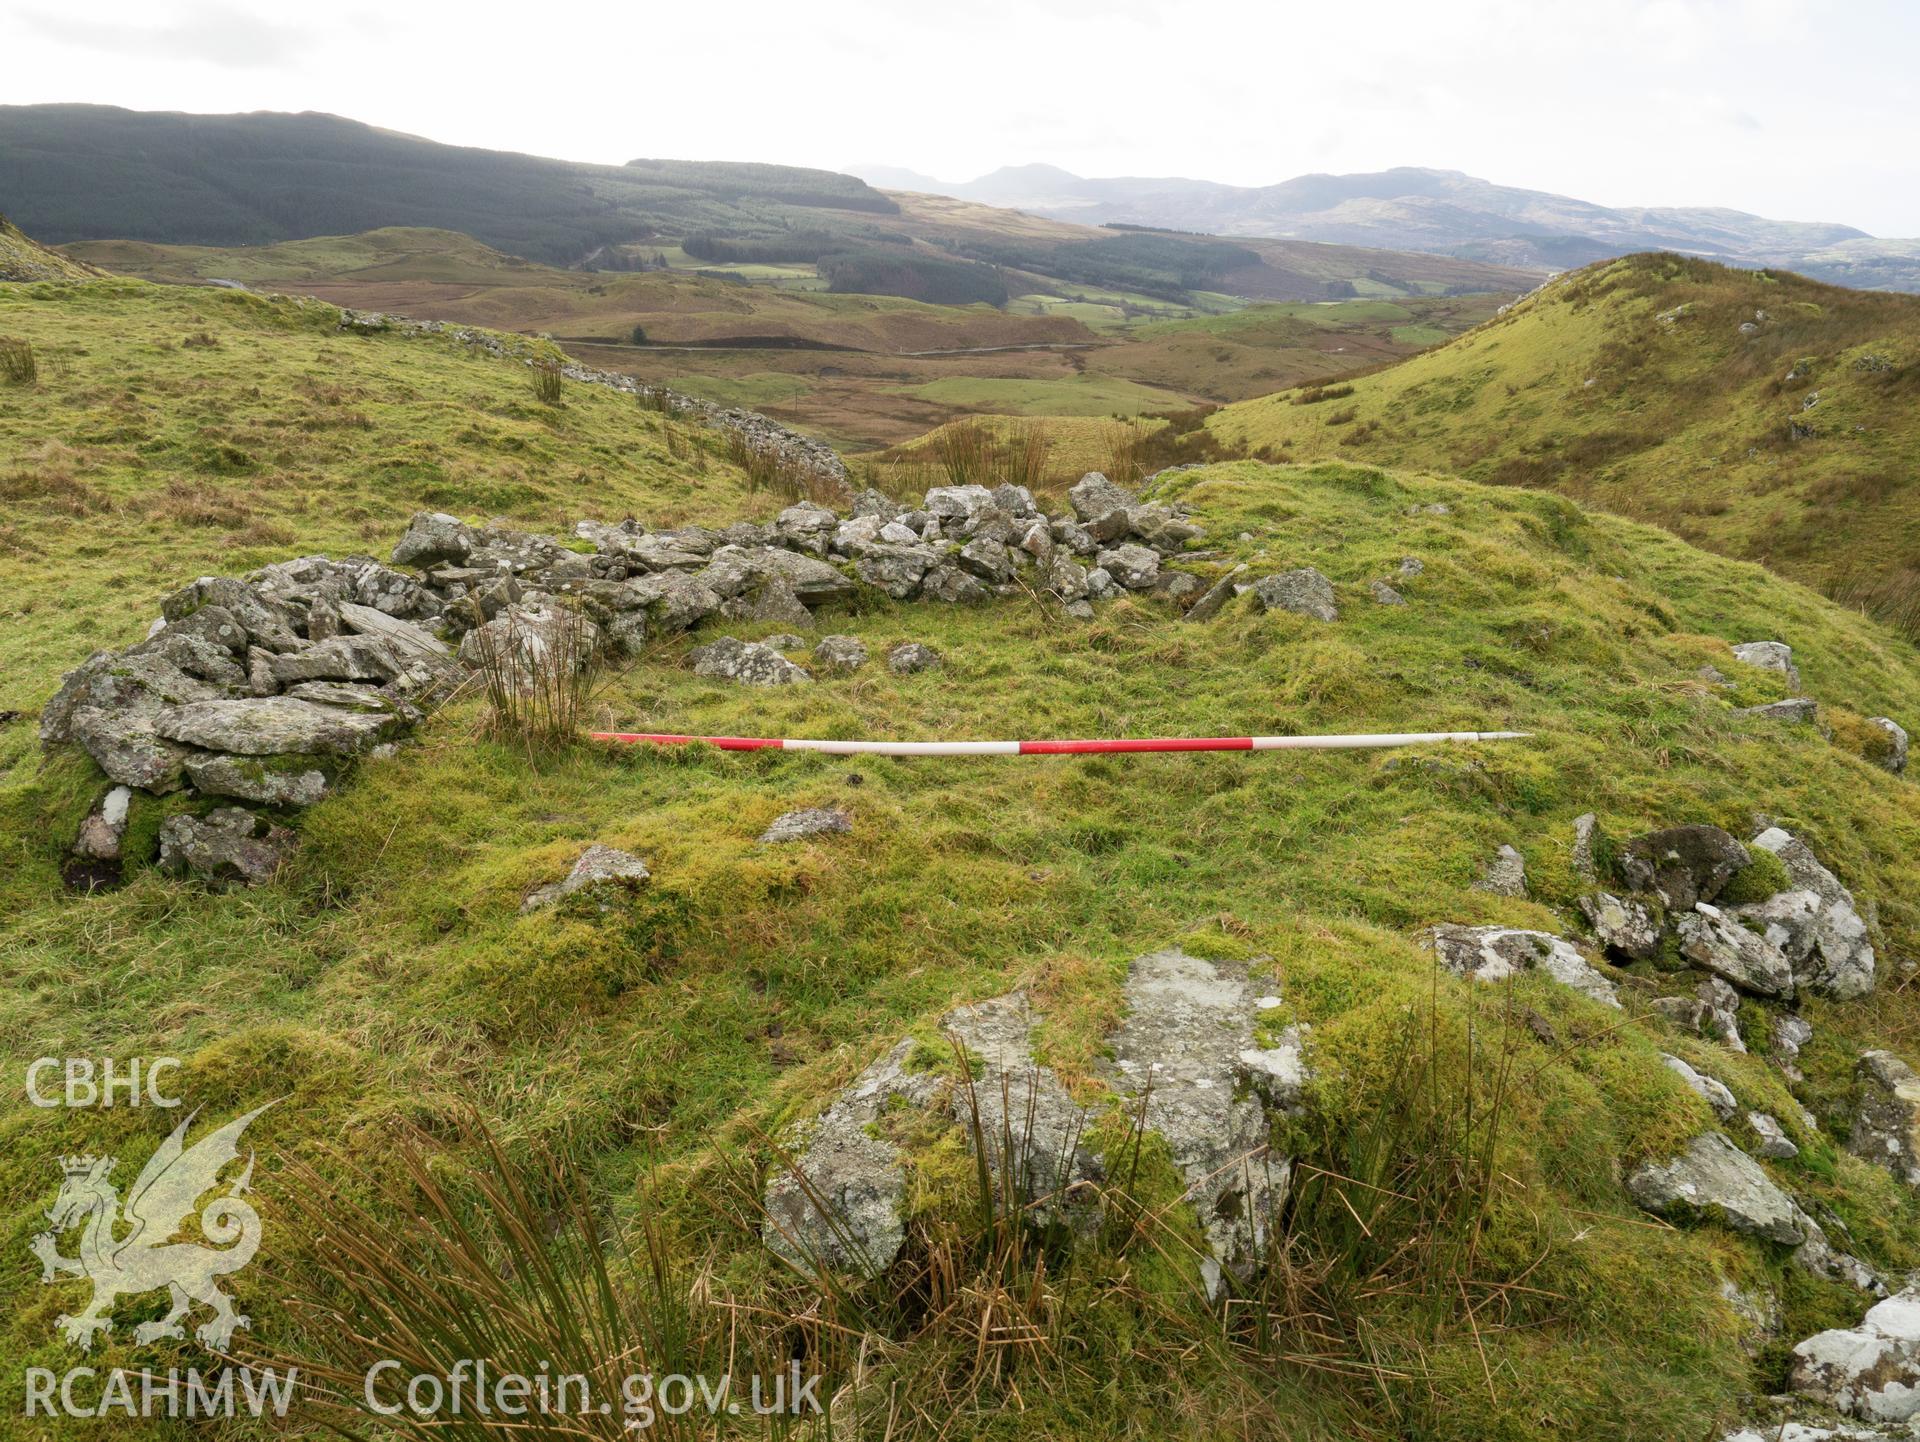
[1790,1287,1920,1424]
[1421,925,1620,1007]
[1473,844,1528,897]
[1739,828,1877,999]
[1848,1051,1920,1187]
[1731,640,1802,691]
[1619,824,1750,911]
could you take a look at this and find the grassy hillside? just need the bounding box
[5,278,1920,1440]
[1207,254,1920,637]
[0,214,100,282]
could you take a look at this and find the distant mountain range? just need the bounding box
[847,163,1920,292]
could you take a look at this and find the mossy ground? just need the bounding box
[2,280,1919,1440]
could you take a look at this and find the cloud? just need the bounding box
[20,4,313,69]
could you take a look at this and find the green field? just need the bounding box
[892,373,1192,415]
[2,276,1919,1439]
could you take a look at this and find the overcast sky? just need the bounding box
[6,0,1917,236]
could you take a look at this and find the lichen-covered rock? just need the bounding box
[1676,903,1796,997]
[718,571,813,629]
[185,753,335,806]
[68,707,194,791]
[1869,717,1908,775]
[1182,563,1247,623]
[391,511,477,568]
[855,543,933,600]
[921,564,989,604]
[760,808,852,844]
[1742,697,1820,724]
[1369,579,1408,606]
[1421,924,1619,1007]
[812,635,869,673]
[1095,543,1160,591]
[1103,949,1302,1297]
[1731,640,1802,691]
[1790,1286,1920,1423]
[1251,567,1338,622]
[1067,472,1138,523]
[887,642,941,675]
[1665,1054,1739,1121]
[608,571,721,646]
[72,786,133,861]
[1742,828,1876,999]
[155,695,406,757]
[1474,844,1528,897]
[1848,1051,1920,1187]
[1626,1132,1807,1245]
[688,636,811,687]
[159,807,296,888]
[520,843,650,913]
[1579,892,1661,960]
[762,1039,938,1278]
[1749,1111,1800,1160]
[1620,824,1750,911]
[456,605,603,691]
[943,991,1100,1213]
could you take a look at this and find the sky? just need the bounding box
[5,0,1918,236]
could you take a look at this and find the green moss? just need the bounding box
[1720,847,1792,905]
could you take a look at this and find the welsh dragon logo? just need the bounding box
[32,1102,276,1352]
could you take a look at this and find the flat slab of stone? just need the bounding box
[1791,1285,1920,1424]
[1102,948,1302,1296]
[760,808,852,844]
[155,696,403,757]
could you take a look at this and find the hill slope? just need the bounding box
[1208,254,1920,636]
[853,163,1920,291]
[0,213,101,282]
[4,278,1919,1441]
[0,105,894,264]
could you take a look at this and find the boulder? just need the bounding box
[1741,698,1820,724]
[1731,640,1802,691]
[921,565,989,604]
[1664,1054,1738,1121]
[1474,844,1528,897]
[611,571,722,644]
[156,696,404,757]
[1626,1132,1807,1245]
[1084,566,1120,601]
[1045,555,1090,603]
[1067,472,1138,522]
[1251,568,1338,622]
[159,807,296,889]
[760,808,852,844]
[957,537,1014,585]
[1868,717,1908,775]
[762,1039,938,1278]
[1095,543,1160,591]
[1579,892,1661,960]
[391,511,476,568]
[719,572,813,630]
[1676,904,1796,997]
[1743,828,1876,999]
[69,707,193,792]
[1790,1286,1920,1423]
[520,843,650,913]
[41,649,227,748]
[887,642,942,675]
[336,602,452,664]
[1369,579,1408,606]
[1848,1052,1920,1188]
[159,577,302,653]
[771,502,838,556]
[812,635,869,673]
[688,637,812,687]
[265,635,404,686]
[922,485,997,528]
[849,487,903,522]
[1103,949,1303,1297]
[1421,924,1620,1007]
[1620,825,1750,910]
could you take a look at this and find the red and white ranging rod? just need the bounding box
[588,729,1530,757]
